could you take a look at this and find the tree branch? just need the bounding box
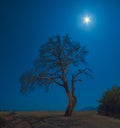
[72,68,93,83]
[38,76,64,87]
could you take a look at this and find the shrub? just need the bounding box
[97,86,120,118]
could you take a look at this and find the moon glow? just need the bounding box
[84,16,91,24]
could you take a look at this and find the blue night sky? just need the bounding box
[0,0,120,111]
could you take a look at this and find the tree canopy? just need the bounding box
[97,86,120,118]
[20,35,92,116]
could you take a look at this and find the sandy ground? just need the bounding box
[0,111,120,128]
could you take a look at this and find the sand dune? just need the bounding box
[0,111,120,128]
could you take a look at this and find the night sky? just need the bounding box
[0,0,120,111]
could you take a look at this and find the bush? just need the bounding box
[97,86,120,118]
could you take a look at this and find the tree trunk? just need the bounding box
[71,81,77,114]
[64,79,77,116]
[64,95,73,116]
[64,88,77,116]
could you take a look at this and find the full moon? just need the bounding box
[83,16,91,24]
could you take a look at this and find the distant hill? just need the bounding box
[80,106,97,111]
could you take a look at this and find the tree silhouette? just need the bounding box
[97,86,120,118]
[19,35,92,116]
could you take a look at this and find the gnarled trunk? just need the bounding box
[64,86,77,116]
[64,95,73,116]
[63,73,77,116]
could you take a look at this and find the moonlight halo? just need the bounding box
[83,16,91,24]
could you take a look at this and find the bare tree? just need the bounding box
[19,35,92,116]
